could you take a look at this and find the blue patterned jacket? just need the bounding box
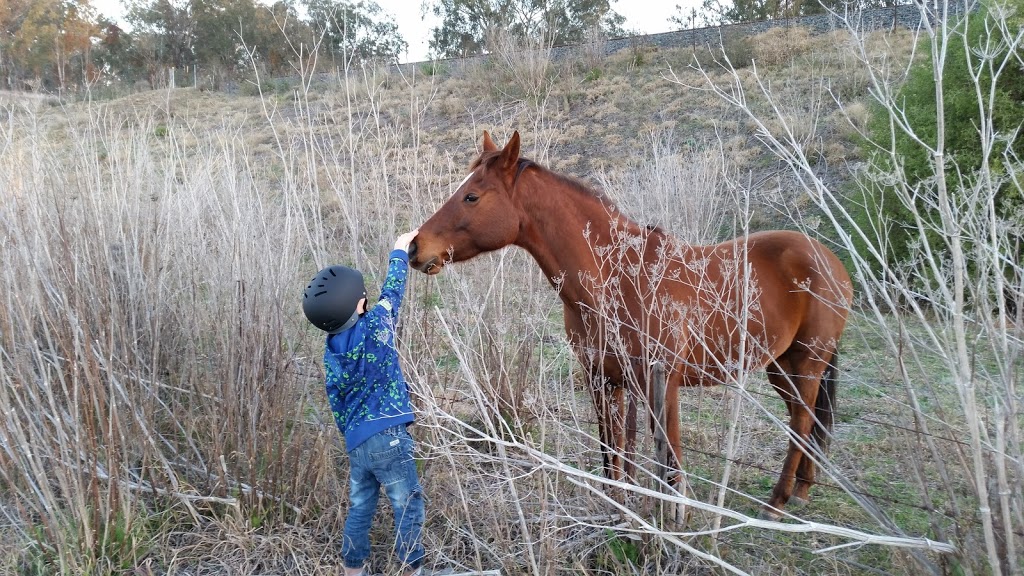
[324,249,414,452]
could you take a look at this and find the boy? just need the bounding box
[302,230,424,576]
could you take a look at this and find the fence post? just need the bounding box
[651,361,688,527]
[651,361,669,486]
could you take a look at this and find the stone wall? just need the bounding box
[583,2,966,60]
[402,2,969,70]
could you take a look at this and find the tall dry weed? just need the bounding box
[0,101,336,572]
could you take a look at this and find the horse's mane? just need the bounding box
[472,151,667,237]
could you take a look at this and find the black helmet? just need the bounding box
[302,265,366,334]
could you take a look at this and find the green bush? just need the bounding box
[692,30,755,70]
[852,0,1024,275]
[419,61,447,76]
[722,30,755,68]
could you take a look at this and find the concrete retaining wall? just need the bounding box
[586,2,965,59]
[399,2,968,72]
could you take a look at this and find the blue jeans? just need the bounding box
[342,424,424,570]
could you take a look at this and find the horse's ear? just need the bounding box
[482,131,498,152]
[499,131,521,172]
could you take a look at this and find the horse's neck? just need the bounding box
[513,174,646,308]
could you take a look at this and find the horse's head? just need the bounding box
[410,130,524,275]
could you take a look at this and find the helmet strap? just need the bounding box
[331,308,361,334]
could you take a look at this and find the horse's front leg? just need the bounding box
[662,372,689,526]
[664,382,685,476]
[610,384,638,482]
[623,388,639,480]
[590,378,630,492]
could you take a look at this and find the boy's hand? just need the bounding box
[394,229,419,252]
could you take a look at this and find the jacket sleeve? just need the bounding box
[377,249,409,320]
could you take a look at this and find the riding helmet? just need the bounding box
[302,265,366,334]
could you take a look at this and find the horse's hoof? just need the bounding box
[758,506,783,521]
[789,495,809,508]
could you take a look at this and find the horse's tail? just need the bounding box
[812,347,838,454]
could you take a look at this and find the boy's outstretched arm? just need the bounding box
[379,229,418,317]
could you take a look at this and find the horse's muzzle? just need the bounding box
[416,257,441,275]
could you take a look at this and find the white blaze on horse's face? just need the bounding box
[454,170,475,195]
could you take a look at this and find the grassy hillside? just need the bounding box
[2,21,1016,575]
[12,25,912,222]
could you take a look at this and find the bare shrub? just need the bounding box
[484,26,556,104]
[578,24,608,72]
[598,130,728,243]
[692,29,755,71]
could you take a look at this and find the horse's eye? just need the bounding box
[464,193,479,204]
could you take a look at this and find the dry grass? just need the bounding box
[751,27,814,67]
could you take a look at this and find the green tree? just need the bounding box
[125,0,305,84]
[249,0,313,76]
[854,0,1024,280]
[0,0,100,90]
[302,0,407,62]
[698,0,786,24]
[93,16,159,85]
[125,0,195,70]
[426,0,624,59]
[192,0,259,75]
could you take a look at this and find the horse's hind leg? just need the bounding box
[793,348,838,502]
[764,350,829,518]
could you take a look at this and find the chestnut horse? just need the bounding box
[409,131,852,518]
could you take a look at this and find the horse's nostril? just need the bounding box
[418,257,439,274]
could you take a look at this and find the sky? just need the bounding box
[91,0,701,64]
